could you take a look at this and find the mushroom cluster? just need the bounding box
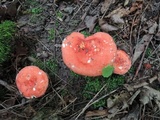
[62,32,131,76]
[16,66,48,99]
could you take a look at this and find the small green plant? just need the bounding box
[29,7,43,14]
[0,21,16,65]
[26,0,38,6]
[145,47,152,57]
[94,25,101,32]
[102,65,114,78]
[56,11,63,20]
[48,29,55,41]
[25,0,43,14]
[81,30,90,37]
[128,66,135,74]
[32,58,58,76]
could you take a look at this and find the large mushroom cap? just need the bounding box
[16,66,48,99]
[113,50,131,75]
[62,32,117,76]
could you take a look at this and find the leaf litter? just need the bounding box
[0,0,160,119]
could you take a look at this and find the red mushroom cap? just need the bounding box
[16,66,48,99]
[62,32,117,76]
[113,50,131,75]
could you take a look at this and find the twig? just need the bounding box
[129,14,137,57]
[133,35,153,80]
[0,79,17,92]
[0,100,31,113]
[75,84,106,120]
[90,88,118,106]
[70,0,88,20]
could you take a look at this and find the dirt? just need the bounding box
[0,0,160,120]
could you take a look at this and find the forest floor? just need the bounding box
[0,0,160,120]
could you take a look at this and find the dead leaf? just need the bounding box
[111,14,124,24]
[148,22,158,34]
[129,0,143,13]
[106,7,130,18]
[92,0,100,5]
[85,109,108,118]
[0,0,19,20]
[107,91,130,109]
[84,15,98,33]
[121,104,140,120]
[15,40,28,56]
[101,0,115,14]
[128,90,141,105]
[139,86,160,107]
[132,34,153,64]
[107,91,130,118]
[99,19,118,32]
[124,0,130,6]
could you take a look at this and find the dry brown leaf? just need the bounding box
[106,7,130,18]
[111,14,124,24]
[84,15,98,33]
[101,0,115,14]
[132,34,153,64]
[128,90,141,105]
[129,0,143,13]
[92,0,100,5]
[85,109,108,118]
[124,0,130,6]
[140,86,160,107]
[148,22,158,34]
[107,91,130,109]
[99,19,118,32]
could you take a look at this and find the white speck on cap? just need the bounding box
[71,65,75,68]
[111,59,114,62]
[33,87,36,91]
[109,43,113,46]
[38,71,42,75]
[118,66,123,69]
[87,58,92,63]
[40,80,44,83]
[62,43,66,48]
[103,40,108,44]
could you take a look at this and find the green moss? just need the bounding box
[82,78,105,108]
[48,29,55,41]
[105,75,125,92]
[82,75,125,108]
[70,71,81,79]
[0,21,16,65]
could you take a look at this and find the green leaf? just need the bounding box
[102,65,114,78]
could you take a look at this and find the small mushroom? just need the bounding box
[16,66,48,99]
[113,50,131,75]
[62,32,117,76]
